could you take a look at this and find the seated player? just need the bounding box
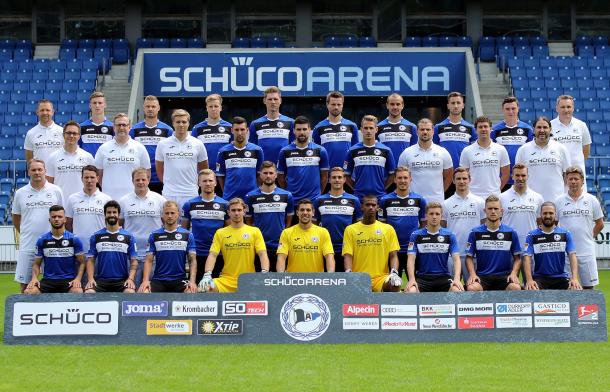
[523,202,582,290]
[405,202,464,293]
[465,196,522,291]
[199,198,269,293]
[342,195,402,292]
[25,205,85,294]
[276,199,335,273]
[138,201,197,293]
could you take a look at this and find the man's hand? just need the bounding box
[525,280,539,290]
[138,281,151,293]
[26,278,40,291]
[568,278,582,290]
[69,279,81,289]
[405,280,418,293]
[198,272,214,293]
[466,274,480,286]
[124,278,136,290]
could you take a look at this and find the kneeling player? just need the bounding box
[405,202,464,293]
[199,198,269,293]
[523,202,582,290]
[25,205,86,294]
[138,201,197,293]
[465,196,522,291]
[342,195,402,292]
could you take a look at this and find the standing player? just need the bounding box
[24,205,85,294]
[95,113,151,200]
[465,196,522,291]
[119,168,166,285]
[130,95,173,193]
[551,95,592,178]
[312,91,359,172]
[199,198,269,293]
[398,118,454,203]
[277,116,329,203]
[379,167,426,277]
[515,116,571,202]
[343,195,402,292]
[491,96,533,191]
[276,199,335,273]
[344,115,395,199]
[405,202,464,293]
[155,109,208,208]
[79,91,114,157]
[523,202,582,290]
[377,93,417,167]
[459,116,510,198]
[313,167,362,272]
[191,93,232,175]
[441,167,486,281]
[245,162,294,271]
[216,116,264,201]
[249,86,295,164]
[555,166,604,289]
[138,201,198,293]
[85,200,138,293]
[46,121,95,198]
[24,99,63,164]
[12,159,64,292]
[182,169,228,283]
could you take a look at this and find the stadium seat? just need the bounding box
[0,49,12,61]
[529,78,544,89]
[525,68,542,78]
[575,35,592,47]
[539,57,556,67]
[250,36,267,48]
[496,36,512,46]
[438,36,456,47]
[403,36,421,47]
[0,178,13,193]
[575,67,591,78]
[456,36,473,48]
[76,48,93,59]
[170,38,187,48]
[152,38,170,48]
[515,46,531,57]
[187,38,205,48]
[479,45,495,62]
[13,49,31,60]
[593,35,609,46]
[113,47,129,64]
[0,39,15,49]
[15,177,28,189]
[233,37,250,48]
[577,45,595,56]
[79,39,95,49]
[136,38,152,51]
[532,45,549,57]
[359,36,376,48]
[342,35,358,47]
[596,144,610,156]
[422,36,438,47]
[96,38,113,49]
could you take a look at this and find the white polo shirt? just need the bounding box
[94,138,151,201]
[398,143,453,203]
[46,148,95,199]
[499,187,544,247]
[65,189,113,253]
[24,122,64,164]
[155,135,208,197]
[515,140,571,203]
[442,192,486,255]
[555,192,603,257]
[459,141,510,199]
[550,116,591,175]
[119,191,166,257]
[11,182,64,251]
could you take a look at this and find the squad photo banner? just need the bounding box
[4,274,606,345]
[142,50,466,97]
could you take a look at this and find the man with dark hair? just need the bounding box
[25,205,86,294]
[24,99,63,164]
[80,91,114,157]
[85,200,138,293]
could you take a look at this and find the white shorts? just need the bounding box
[566,255,599,287]
[162,194,197,215]
[14,249,36,284]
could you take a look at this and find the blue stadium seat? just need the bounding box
[591,67,606,78]
[46,80,63,90]
[76,90,91,101]
[479,46,495,62]
[438,36,456,47]
[113,38,129,49]
[250,36,267,48]
[579,78,594,88]
[15,39,32,50]
[78,79,95,90]
[32,71,48,81]
[76,48,93,59]
[575,35,592,46]
[342,35,358,47]
[113,47,129,64]
[456,36,473,48]
[588,110,603,122]
[79,39,95,49]
[43,90,59,101]
[152,38,170,48]
[13,49,31,60]
[576,45,595,56]
[136,38,152,49]
[0,178,13,193]
[531,88,546,99]
[515,46,531,57]
[532,45,549,57]
[508,57,523,68]
[0,147,11,160]
[496,36,512,46]
[233,37,250,48]
[81,70,97,80]
[523,57,539,68]
[542,67,558,78]
[525,68,542,78]
[0,137,13,148]
[422,36,438,47]
[48,67,64,78]
[57,102,74,113]
[575,67,591,78]
[59,91,76,101]
[13,80,27,90]
[15,177,28,189]
[539,57,556,67]
[0,49,12,61]
[513,36,528,46]
[529,78,544,89]
[558,68,575,78]
[359,36,376,48]
[596,144,610,156]
[583,100,600,110]
[512,78,528,89]
[510,67,526,78]
[403,36,421,47]
[596,46,610,57]
[187,38,205,48]
[96,39,112,49]
[64,70,79,79]
[0,39,15,49]
[170,38,187,48]
[556,56,571,67]
[74,102,89,113]
[7,102,23,112]
[593,35,609,46]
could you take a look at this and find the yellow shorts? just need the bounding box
[213,275,239,293]
[371,274,389,292]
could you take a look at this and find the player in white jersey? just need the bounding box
[46,121,95,198]
[118,168,166,286]
[65,165,112,255]
[442,167,486,280]
[550,95,591,178]
[555,166,604,288]
[11,159,64,290]
[24,99,64,164]
[459,116,510,198]
[515,116,571,202]
[155,109,208,209]
[95,113,151,200]
[398,118,453,203]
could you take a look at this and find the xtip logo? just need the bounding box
[231,57,254,66]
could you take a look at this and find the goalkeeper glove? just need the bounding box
[198,271,215,293]
[388,268,402,287]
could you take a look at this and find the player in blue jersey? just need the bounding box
[129,95,173,193]
[524,202,582,290]
[377,93,417,166]
[85,200,138,293]
[379,166,426,277]
[245,161,294,272]
[278,115,329,203]
[313,167,362,272]
[465,195,522,291]
[491,96,534,191]
[79,91,114,157]
[249,86,295,164]
[344,115,396,199]
[182,169,228,282]
[216,116,264,201]
[191,94,232,179]
[405,202,464,293]
[312,91,359,174]
[138,201,197,293]
[25,205,86,294]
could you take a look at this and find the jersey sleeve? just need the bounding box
[94,148,104,169]
[286,193,294,215]
[582,123,592,146]
[55,188,64,207]
[407,231,418,254]
[343,149,354,175]
[459,148,469,168]
[276,149,287,174]
[146,233,156,254]
[442,147,454,169]
[449,232,460,254]
[514,146,524,164]
[181,200,191,220]
[386,225,401,252]
[319,146,330,170]
[11,192,21,215]
[353,198,363,221]
[187,233,196,254]
[592,197,604,221]
[256,148,264,172]
[65,196,74,218]
[312,127,321,145]
[350,125,359,145]
[35,236,43,258]
[321,228,334,256]
[432,124,440,145]
[138,144,152,169]
[419,198,427,221]
[24,130,33,151]
[154,142,165,162]
[465,230,476,256]
[397,149,408,168]
[46,153,57,177]
[209,230,222,254]
[526,125,534,143]
[128,235,138,258]
[565,231,576,254]
[341,226,353,256]
[249,122,258,144]
[499,145,510,166]
[73,236,84,255]
[276,229,289,255]
[469,126,478,143]
[216,150,226,176]
[88,234,98,258]
[511,230,522,255]
[524,233,534,256]
[253,228,267,252]
[197,141,208,162]
[385,149,396,174]
[560,145,571,170]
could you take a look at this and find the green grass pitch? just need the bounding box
[0,273,609,391]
